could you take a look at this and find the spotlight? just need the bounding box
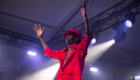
[125,20,132,28]
[91,38,96,44]
[90,23,100,41]
[113,31,126,43]
[113,23,127,43]
[135,76,140,79]
[124,11,135,25]
[110,39,115,44]
[28,51,36,56]
[90,67,98,72]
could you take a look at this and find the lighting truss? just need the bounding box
[49,0,140,48]
[0,0,140,50]
[0,27,42,49]
[0,0,137,72]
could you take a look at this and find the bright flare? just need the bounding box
[90,67,98,72]
[91,38,96,44]
[125,20,132,28]
[28,51,36,56]
[135,76,140,79]
[111,39,115,44]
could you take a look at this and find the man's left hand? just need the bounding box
[81,0,87,18]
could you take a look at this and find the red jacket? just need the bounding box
[44,34,92,80]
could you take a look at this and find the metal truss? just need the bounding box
[49,0,140,48]
[0,10,56,30]
[0,0,139,73]
[0,27,42,50]
[74,0,140,33]
[0,0,140,50]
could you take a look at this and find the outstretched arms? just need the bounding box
[33,24,62,60]
[81,0,92,36]
[33,24,48,49]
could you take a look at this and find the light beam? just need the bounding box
[19,63,60,80]
[86,40,115,64]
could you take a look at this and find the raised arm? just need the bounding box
[81,0,91,36]
[33,24,48,49]
[33,24,62,60]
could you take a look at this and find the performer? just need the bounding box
[33,0,93,80]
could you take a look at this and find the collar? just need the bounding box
[68,43,78,50]
[64,44,78,51]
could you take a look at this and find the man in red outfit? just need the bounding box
[33,1,93,80]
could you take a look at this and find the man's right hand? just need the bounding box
[33,24,45,38]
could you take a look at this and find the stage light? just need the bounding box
[113,11,135,43]
[28,51,36,56]
[135,76,140,79]
[113,23,127,43]
[113,31,126,43]
[125,20,132,28]
[124,11,135,25]
[91,38,96,44]
[110,39,115,44]
[90,23,100,42]
[90,67,98,72]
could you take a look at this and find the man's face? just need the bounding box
[65,33,76,45]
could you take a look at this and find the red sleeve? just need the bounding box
[44,47,62,60]
[78,34,93,59]
[82,34,93,46]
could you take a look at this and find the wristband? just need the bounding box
[83,17,88,21]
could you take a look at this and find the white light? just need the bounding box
[86,40,115,64]
[91,38,96,44]
[28,51,36,56]
[125,20,132,28]
[111,39,115,44]
[135,76,140,79]
[90,67,98,72]
[18,63,60,80]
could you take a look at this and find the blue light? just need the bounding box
[125,20,132,28]
[91,38,96,44]
[90,67,98,72]
[28,51,36,56]
[135,76,140,79]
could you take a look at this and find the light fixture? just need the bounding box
[91,38,96,44]
[110,39,115,44]
[135,76,140,79]
[28,51,36,56]
[113,23,127,43]
[90,67,98,72]
[113,31,126,43]
[124,11,135,26]
[125,20,133,28]
[90,23,100,42]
